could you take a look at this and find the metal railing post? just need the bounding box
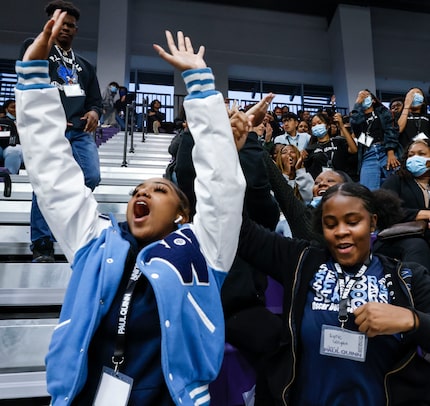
[121,104,130,167]
[129,101,135,154]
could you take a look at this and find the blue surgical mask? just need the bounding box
[109,86,117,93]
[362,95,373,110]
[312,123,328,138]
[406,155,430,177]
[411,93,424,107]
[6,112,15,121]
[276,115,282,120]
[309,196,322,208]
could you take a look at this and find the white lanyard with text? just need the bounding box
[334,257,370,328]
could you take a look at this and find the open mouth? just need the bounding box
[317,189,326,196]
[336,243,353,253]
[134,200,149,219]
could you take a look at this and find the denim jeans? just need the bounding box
[0,144,23,174]
[359,143,396,190]
[30,129,101,245]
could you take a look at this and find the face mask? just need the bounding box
[406,155,430,177]
[309,196,322,208]
[6,112,15,120]
[411,93,424,107]
[312,123,327,138]
[119,90,127,97]
[276,115,282,120]
[109,86,117,93]
[362,95,373,110]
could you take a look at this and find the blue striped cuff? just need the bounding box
[182,68,216,98]
[15,60,53,90]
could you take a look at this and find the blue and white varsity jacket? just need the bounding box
[15,61,246,406]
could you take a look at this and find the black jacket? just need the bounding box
[0,116,19,148]
[381,173,430,242]
[238,218,430,406]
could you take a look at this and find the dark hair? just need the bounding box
[389,97,404,109]
[311,112,331,125]
[150,99,162,109]
[328,169,353,183]
[131,179,191,222]
[407,87,428,115]
[396,138,430,180]
[364,89,384,109]
[108,81,119,88]
[281,112,299,122]
[45,0,80,21]
[312,182,404,234]
[3,99,15,110]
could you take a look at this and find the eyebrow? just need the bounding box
[138,180,174,190]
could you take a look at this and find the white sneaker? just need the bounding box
[153,122,159,134]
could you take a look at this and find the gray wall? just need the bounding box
[2,0,430,109]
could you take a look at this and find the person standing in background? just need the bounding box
[101,81,119,127]
[350,89,401,190]
[21,0,103,262]
[397,87,430,148]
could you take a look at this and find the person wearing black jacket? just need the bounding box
[21,0,103,262]
[173,96,285,397]
[0,99,23,174]
[238,181,430,405]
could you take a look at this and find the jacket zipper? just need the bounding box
[281,247,309,406]
[383,260,415,406]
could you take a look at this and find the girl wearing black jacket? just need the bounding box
[238,181,430,405]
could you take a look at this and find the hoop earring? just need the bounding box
[174,215,183,224]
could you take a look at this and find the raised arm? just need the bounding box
[154,31,247,272]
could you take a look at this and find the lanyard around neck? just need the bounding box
[54,45,76,68]
[112,265,142,373]
[334,257,370,328]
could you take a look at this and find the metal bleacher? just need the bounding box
[0,130,174,404]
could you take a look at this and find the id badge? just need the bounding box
[320,324,368,362]
[93,366,133,406]
[63,84,84,97]
[413,132,429,141]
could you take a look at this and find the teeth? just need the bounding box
[135,200,149,218]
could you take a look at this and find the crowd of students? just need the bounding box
[13,4,430,406]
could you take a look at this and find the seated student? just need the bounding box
[147,99,175,134]
[238,181,430,406]
[275,144,313,203]
[274,144,314,237]
[16,14,247,405]
[377,138,430,270]
[0,99,24,174]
